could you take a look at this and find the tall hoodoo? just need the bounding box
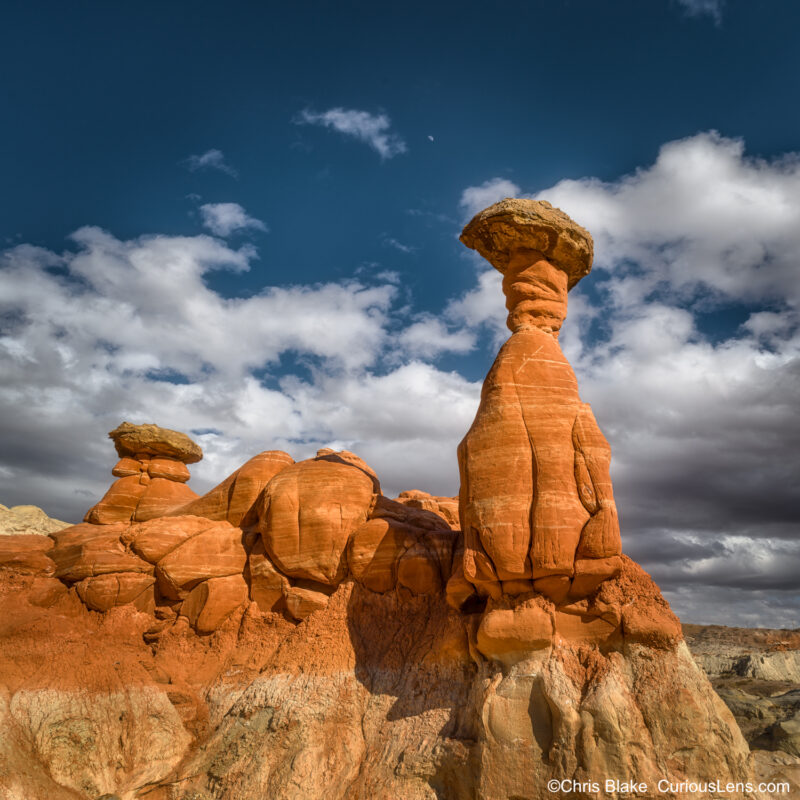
[456,198,621,609]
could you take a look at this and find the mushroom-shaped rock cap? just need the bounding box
[109,422,203,464]
[460,198,593,289]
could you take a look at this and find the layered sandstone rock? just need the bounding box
[394,490,459,529]
[109,421,203,463]
[0,532,55,574]
[457,198,622,605]
[0,553,761,800]
[256,450,379,585]
[84,423,201,524]
[49,515,252,625]
[169,450,294,526]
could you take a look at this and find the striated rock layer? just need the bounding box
[0,559,757,800]
[0,200,767,799]
[457,198,621,608]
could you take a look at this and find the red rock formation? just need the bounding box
[0,533,55,574]
[180,574,249,634]
[109,421,203,463]
[0,203,759,799]
[246,536,288,612]
[458,199,622,607]
[256,450,379,585]
[85,423,202,524]
[394,489,459,529]
[52,522,153,581]
[348,517,414,593]
[155,519,246,600]
[169,449,294,526]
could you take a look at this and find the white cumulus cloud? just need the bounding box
[397,317,476,359]
[295,107,407,159]
[0,227,477,523]
[3,130,799,626]
[199,203,268,237]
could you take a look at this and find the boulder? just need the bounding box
[132,477,198,521]
[348,518,414,593]
[156,521,246,600]
[315,448,381,492]
[569,554,622,597]
[284,584,330,621]
[445,560,477,611]
[475,601,554,662]
[170,450,294,526]
[397,542,441,596]
[247,537,288,612]
[370,494,454,531]
[84,475,147,524]
[0,533,55,574]
[422,529,457,582]
[75,572,156,612]
[129,515,213,563]
[147,457,191,482]
[26,576,69,607]
[258,453,377,585]
[460,197,593,288]
[109,421,203,463]
[51,523,153,582]
[111,457,144,477]
[180,574,248,633]
[395,490,459,529]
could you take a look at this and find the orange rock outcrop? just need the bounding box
[169,450,295,526]
[0,200,759,800]
[456,199,622,616]
[85,422,201,524]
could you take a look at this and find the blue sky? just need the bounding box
[1,0,799,626]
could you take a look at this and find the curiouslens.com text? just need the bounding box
[546,778,791,795]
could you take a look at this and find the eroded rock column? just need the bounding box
[84,422,202,524]
[455,199,622,607]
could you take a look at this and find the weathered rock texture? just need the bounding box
[0,200,770,799]
[457,198,621,609]
[85,423,203,525]
[110,421,203,463]
[169,450,294,526]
